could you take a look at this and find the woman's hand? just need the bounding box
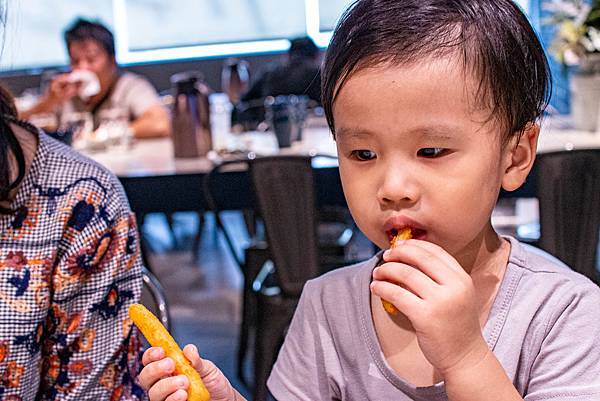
[370,239,490,377]
[138,344,246,401]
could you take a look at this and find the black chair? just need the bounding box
[203,159,270,388]
[535,149,600,284]
[140,266,171,333]
[203,155,356,395]
[248,155,329,401]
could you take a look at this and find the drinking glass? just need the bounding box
[60,111,94,150]
[97,108,131,150]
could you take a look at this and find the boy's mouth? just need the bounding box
[383,216,427,241]
[386,227,427,242]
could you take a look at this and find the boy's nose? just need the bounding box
[376,167,420,208]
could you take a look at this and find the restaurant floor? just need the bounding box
[143,211,250,396]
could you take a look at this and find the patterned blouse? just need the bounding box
[0,132,145,400]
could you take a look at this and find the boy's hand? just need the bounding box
[371,239,490,377]
[139,345,245,401]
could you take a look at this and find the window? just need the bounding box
[125,0,306,51]
[0,0,535,73]
[516,0,530,12]
[318,0,353,32]
[0,0,113,71]
[120,0,306,63]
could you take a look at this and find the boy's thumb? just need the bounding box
[183,344,201,368]
[183,344,214,377]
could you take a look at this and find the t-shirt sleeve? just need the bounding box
[121,75,162,119]
[267,281,342,401]
[524,281,600,400]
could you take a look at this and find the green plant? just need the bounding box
[545,0,600,68]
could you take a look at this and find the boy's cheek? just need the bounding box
[348,208,387,249]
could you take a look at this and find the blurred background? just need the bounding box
[3,1,600,401]
[1,0,352,94]
[1,0,543,105]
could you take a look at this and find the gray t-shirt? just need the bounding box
[59,71,161,129]
[268,237,600,400]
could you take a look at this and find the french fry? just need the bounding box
[129,304,210,401]
[381,227,412,315]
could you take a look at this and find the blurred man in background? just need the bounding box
[233,36,322,130]
[241,36,322,104]
[20,18,170,139]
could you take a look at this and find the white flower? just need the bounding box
[564,48,581,66]
[543,0,586,19]
[545,0,600,65]
[575,4,592,26]
[580,36,595,52]
[588,27,600,51]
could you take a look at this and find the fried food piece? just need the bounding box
[381,227,413,315]
[129,304,210,401]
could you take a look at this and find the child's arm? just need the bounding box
[139,345,248,401]
[371,239,523,401]
[443,349,523,401]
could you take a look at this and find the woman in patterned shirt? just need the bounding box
[0,60,145,400]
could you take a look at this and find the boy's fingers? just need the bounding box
[373,263,436,299]
[142,347,166,366]
[384,241,460,283]
[138,358,175,390]
[182,344,216,377]
[165,389,189,401]
[404,240,465,274]
[370,280,423,316]
[182,344,201,368]
[148,376,189,401]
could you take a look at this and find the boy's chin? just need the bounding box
[373,238,395,250]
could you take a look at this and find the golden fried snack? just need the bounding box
[381,227,412,315]
[129,304,210,401]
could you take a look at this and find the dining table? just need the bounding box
[81,121,600,218]
[83,126,343,218]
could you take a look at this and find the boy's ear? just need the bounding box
[501,123,540,192]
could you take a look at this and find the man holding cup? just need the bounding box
[20,18,170,140]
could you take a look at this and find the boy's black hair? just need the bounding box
[64,18,115,59]
[322,0,552,141]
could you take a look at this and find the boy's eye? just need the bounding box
[417,148,447,158]
[350,149,376,161]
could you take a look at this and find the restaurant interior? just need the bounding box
[2,1,600,400]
